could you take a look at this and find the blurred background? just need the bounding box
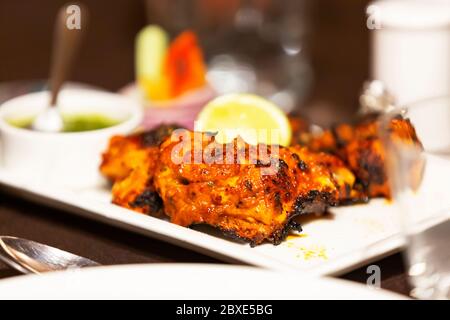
[0,0,370,125]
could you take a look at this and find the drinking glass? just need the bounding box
[382,96,450,299]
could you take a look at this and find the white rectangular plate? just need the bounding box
[0,155,447,276]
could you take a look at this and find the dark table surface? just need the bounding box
[0,190,411,297]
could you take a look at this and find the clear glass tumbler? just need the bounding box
[382,96,450,299]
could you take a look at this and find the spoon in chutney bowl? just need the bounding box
[32,4,87,132]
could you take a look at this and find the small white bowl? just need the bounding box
[0,89,143,188]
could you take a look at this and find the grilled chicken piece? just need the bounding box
[100,124,181,182]
[100,124,180,214]
[100,134,148,182]
[303,114,421,198]
[150,130,356,245]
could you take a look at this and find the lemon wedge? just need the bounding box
[195,93,291,146]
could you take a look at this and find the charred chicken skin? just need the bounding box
[101,128,356,245]
[154,131,356,245]
[294,114,422,198]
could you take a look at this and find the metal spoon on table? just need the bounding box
[32,4,87,132]
[0,236,99,274]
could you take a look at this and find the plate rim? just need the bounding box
[0,263,408,300]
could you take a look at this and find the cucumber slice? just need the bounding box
[135,25,168,81]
